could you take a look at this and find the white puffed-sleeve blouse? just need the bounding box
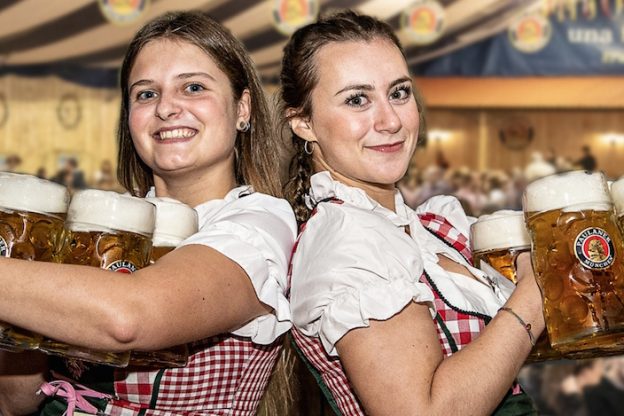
[176,186,298,345]
[290,172,513,357]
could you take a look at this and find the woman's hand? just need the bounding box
[514,251,534,283]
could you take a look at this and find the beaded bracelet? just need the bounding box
[498,307,536,346]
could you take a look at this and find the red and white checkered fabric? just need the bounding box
[289,206,489,415]
[417,212,472,264]
[104,335,281,415]
[420,275,487,356]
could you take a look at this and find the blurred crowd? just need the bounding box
[521,357,624,416]
[1,154,122,194]
[399,145,605,217]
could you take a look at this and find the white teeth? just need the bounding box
[158,129,195,140]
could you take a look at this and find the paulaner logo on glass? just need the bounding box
[574,227,615,270]
[107,260,138,274]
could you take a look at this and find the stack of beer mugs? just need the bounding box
[0,173,69,351]
[523,170,624,356]
[471,210,563,362]
[38,189,155,367]
[129,196,198,368]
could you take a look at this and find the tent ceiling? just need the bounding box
[0,0,538,82]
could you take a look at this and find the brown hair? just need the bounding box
[279,10,426,223]
[117,11,281,197]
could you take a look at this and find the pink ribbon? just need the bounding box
[38,380,110,416]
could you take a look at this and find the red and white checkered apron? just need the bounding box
[289,204,496,416]
[46,334,282,415]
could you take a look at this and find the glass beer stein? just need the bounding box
[471,210,563,363]
[523,170,624,355]
[0,173,69,351]
[472,210,531,284]
[129,197,198,368]
[39,190,155,367]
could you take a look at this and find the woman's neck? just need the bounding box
[314,161,397,212]
[152,169,237,207]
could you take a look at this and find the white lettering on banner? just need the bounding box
[602,48,624,63]
[568,27,614,44]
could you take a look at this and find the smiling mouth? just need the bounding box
[153,128,197,141]
[366,141,404,153]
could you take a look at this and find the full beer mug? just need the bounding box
[39,190,155,367]
[471,210,531,284]
[129,197,198,368]
[523,170,624,354]
[0,173,69,350]
[471,210,563,362]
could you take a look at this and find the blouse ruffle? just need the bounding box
[181,187,297,345]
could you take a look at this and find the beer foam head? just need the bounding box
[0,172,69,214]
[523,170,612,213]
[67,190,155,236]
[611,176,624,216]
[471,210,530,252]
[146,197,198,246]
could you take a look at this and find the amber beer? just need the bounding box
[0,173,69,351]
[129,197,198,368]
[471,210,531,284]
[39,190,155,367]
[470,210,563,362]
[523,170,624,355]
[611,177,624,234]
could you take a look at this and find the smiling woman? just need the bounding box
[281,10,544,416]
[0,11,297,415]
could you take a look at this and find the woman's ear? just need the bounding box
[236,89,251,124]
[289,115,316,143]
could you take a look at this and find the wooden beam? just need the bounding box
[415,77,624,109]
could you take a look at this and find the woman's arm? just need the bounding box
[336,253,544,416]
[0,351,48,415]
[0,244,269,351]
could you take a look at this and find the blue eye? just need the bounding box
[136,90,156,101]
[185,83,205,93]
[390,85,411,101]
[345,93,369,107]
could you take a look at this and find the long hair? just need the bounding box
[117,11,281,197]
[278,10,426,223]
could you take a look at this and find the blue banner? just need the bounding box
[414,2,624,76]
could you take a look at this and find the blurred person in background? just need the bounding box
[575,144,597,172]
[93,159,121,192]
[435,149,450,171]
[0,11,296,415]
[554,155,575,173]
[51,157,87,193]
[504,167,526,211]
[413,164,452,206]
[533,361,590,416]
[583,357,624,416]
[398,169,421,209]
[482,172,508,214]
[524,151,556,183]
[5,154,22,173]
[35,167,47,180]
[282,10,543,415]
